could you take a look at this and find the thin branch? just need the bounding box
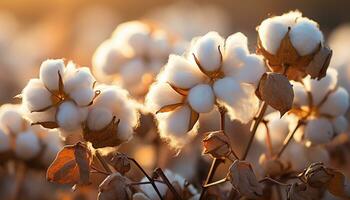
[155,168,183,200]
[203,177,228,188]
[127,157,164,200]
[275,120,303,159]
[91,165,109,176]
[199,158,221,200]
[259,177,291,187]
[242,101,268,160]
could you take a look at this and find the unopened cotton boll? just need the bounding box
[15,130,41,160]
[56,101,87,131]
[145,82,183,113]
[22,79,52,112]
[191,32,224,72]
[39,59,65,91]
[304,118,334,145]
[120,59,146,85]
[164,55,204,89]
[331,116,348,134]
[87,107,113,131]
[319,87,349,117]
[0,129,11,152]
[289,19,323,56]
[188,84,214,113]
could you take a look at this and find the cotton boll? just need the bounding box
[305,146,330,165]
[56,101,87,131]
[290,19,323,56]
[64,67,95,94]
[140,176,168,200]
[39,59,65,91]
[164,55,205,89]
[233,55,265,86]
[188,84,214,113]
[0,129,11,152]
[120,59,146,85]
[304,68,338,105]
[319,87,349,117]
[0,105,25,134]
[282,141,308,171]
[40,143,61,166]
[304,118,334,145]
[149,30,171,59]
[213,78,259,123]
[223,32,249,71]
[22,79,52,112]
[332,116,348,134]
[87,107,113,131]
[69,87,95,107]
[258,17,289,55]
[191,32,224,72]
[145,82,183,113]
[15,130,41,160]
[292,81,308,107]
[23,107,56,125]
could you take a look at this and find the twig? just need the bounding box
[127,157,164,200]
[259,177,290,187]
[203,177,228,188]
[242,101,268,160]
[95,150,112,174]
[275,120,303,159]
[91,165,109,176]
[199,158,221,200]
[155,168,183,200]
[11,162,26,200]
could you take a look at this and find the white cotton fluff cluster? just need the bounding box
[21,59,95,133]
[258,10,324,56]
[92,21,187,98]
[145,31,265,147]
[290,68,349,146]
[139,169,198,200]
[86,85,139,141]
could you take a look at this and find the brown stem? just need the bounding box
[11,162,26,200]
[242,101,268,160]
[275,121,303,159]
[199,158,221,200]
[203,177,228,188]
[259,177,290,186]
[95,150,112,174]
[155,168,183,200]
[91,165,110,176]
[263,121,273,157]
[127,157,164,200]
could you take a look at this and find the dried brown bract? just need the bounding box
[109,153,131,175]
[203,130,231,159]
[98,173,132,200]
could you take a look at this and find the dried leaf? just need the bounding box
[83,117,123,149]
[203,130,231,159]
[188,109,199,132]
[156,103,184,114]
[287,183,321,200]
[305,46,332,80]
[327,170,350,199]
[303,162,333,188]
[256,72,294,116]
[109,153,131,175]
[47,142,92,185]
[32,121,59,129]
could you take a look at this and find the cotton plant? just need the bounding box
[92,20,187,99]
[145,31,265,147]
[0,104,63,167]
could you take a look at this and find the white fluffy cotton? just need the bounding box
[87,107,113,131]
[258,11,324,56]
[191,32,224,72]
[188,84,214,113]
[0,129,11,152]
[331,116,348,134]
[319,87,349,117]
[39,59,65,91]
[292,81,309,107]
[21,79,52,112]
[15,130,41,160]
[304,118,334,146]
[56,101,87,132]
[120,59,146,85]
[0,104,26,134]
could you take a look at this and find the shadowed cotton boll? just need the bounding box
[0,104,27,135]
[15,130,41,160]
[258,10,323,56]
[318,87,349,117]
[0,128,11,152]
[303,118,334,146]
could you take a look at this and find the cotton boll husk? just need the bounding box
[15,130,41,160]
[0,129,11,152]
[292,81,308,107]
[232,55,265,86]
[56,101,88,131]
[213,78,259,123]
[191,32,224,72]
[22,79,52,112]
[289,18,323,56]
[69,87,95,107]
[188,84,214,113]
[319,87,349,117]
[332,116,348,134]
[256,112,290,149]
[39,59,65,91]
[163,55,205,89]
[0,104,26,134]
[63,66,95,94]
[157,105,193,148]
[87,107,113,131]
[112,21,151,57]
[120,59,146,85]
[148,30,171,59]
[303,68,338,105]
[258,17,289,55]
[304,118,334,146]
[92,40,129,75]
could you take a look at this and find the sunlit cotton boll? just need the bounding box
[56,101,88,132]
[188,84,215,113]
[258,10,324,56]
[21,79,52,112]
[39,59,65,91]
[318,87,349,117]
[15,130,41,160]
